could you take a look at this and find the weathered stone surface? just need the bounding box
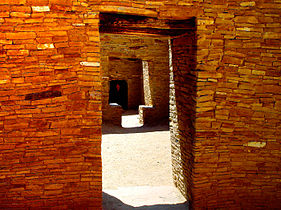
[170,32,197,204]
[0,1,101,209]
[37,43,55,49]
[244,141,267,148]
[6,32,36,39]
[100,33,170,124]
[100,5,158,17]
[80,61,100,67]
[101,56,144,123]
[240,1,256,7]
[32,6,50,12]
[0,0,26,4]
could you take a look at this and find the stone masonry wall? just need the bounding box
[100,33,170,122]
[95,0,281,209]
[192,1,281,208]
[170,31,197,203]
[101,56,143,122]
[110,58,144,109]
[0,0,102,208]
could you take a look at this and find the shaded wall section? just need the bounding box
[100,33,170,122]
[110,58,143,109]
[101,57,143,122]
[170,30,197,203]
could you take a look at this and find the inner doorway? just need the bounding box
[109,80,128,110]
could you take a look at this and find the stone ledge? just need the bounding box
[100,5,158,17]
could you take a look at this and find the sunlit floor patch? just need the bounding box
[102,114,188,209]
[122,110,143,128]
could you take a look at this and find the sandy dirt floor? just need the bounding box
[102,111,188,209]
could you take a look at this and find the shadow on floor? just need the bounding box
[102,122,169,135]
[102,192,189,210]
[121,110,139,116]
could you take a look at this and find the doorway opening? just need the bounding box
[102,55,145,127]
[100,12,197,209]
[109,80,128,110]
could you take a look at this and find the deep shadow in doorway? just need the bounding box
[109,80,128,110]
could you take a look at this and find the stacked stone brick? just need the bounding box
[170,31,197,204]
[0,0,280,209]
[192,1,281,208]
[100,34,170,123]
[101,56,144,123]
[0,0,101,208]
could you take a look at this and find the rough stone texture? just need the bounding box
[103,104,123,126]
[97,1,281,209]
[0,0,280,209]
[101,56,143,123]
[142,60,153,107]
[0,0,102,209]
[170,31,197,204]
[138,105,155,125]
[100,34,170,122]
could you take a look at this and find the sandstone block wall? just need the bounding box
[96,0,281,209]
[170,31,197,203]
[0,0,102,208]
[101,56,143,123]
[193,1,281,208]
[100,33,170,122]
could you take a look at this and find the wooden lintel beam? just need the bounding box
[99,13,195,37]
[99,26,192,37]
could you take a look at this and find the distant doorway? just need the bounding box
[109,80,128,110]
[100,12,196,209]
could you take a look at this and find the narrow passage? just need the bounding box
[102,111,188,209]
